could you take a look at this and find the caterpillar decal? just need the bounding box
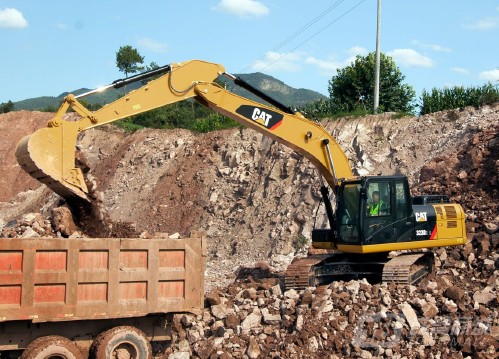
[236,105,284,130]
[412,203,464,242]
[413,205,437,241]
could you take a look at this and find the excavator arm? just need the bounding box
[16,59,354,201]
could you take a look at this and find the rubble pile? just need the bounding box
[415,124,499,290]
[0,206,81,238]
[417,124,499,233]
[164,124,499,358]
[1,105,499,357]
[166,265,498,358]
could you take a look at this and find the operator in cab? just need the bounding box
[368,191,383,216]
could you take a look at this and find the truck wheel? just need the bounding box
[90,326,152,359]
[21,336,82,359]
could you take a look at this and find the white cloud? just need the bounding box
[305,47,368,76]
[347,46,369,57]
[451,67,469,75]
[305,56,342,76]
[462,17,499,30]
[387,49,434,68]
[213,0,269,19]
[0,8,28,28]
[251,51,302,72]
[344,46,368,65]
[412,40,451,53]
[54,23,68,29]
[136,37,168,53]
[479,69,499,82]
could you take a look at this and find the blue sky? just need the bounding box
[1,0,498,103]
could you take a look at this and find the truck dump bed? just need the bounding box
[0,233,205,323]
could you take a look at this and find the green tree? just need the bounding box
[145,61,159,71]
[115,45,144,78]
[328,52,416,113]
[79,99,103,111]
[140,61,161,85]
[0,100,14,113]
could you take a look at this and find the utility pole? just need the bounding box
[373,0,381,113]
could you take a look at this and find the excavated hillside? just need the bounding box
[1,106,498,282]
[1,105,498,357]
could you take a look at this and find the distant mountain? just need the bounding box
[13,84,141,111]
[13,73,326,111]
[229,72,326,108]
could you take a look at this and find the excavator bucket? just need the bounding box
[15,120,89,201]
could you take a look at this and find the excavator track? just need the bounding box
[285,255,331,289]
[382,252,434,285]
[285,252,435,290]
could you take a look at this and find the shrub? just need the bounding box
[293,233,309,251]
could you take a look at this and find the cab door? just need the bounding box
[362,178,414,245]
[363,179,394,244]
[392,179,414,242]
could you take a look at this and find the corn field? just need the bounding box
[419,82,499,115]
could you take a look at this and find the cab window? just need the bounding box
[338,183,361,243]
[366,182,391,217]
[395,181,409,220]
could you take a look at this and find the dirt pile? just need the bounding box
[416,124,499,234]
[0,111,54,202]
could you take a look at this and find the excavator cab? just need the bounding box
[334,176,414,249]
[317,173,466,254]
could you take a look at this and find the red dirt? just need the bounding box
[0,111,51,201]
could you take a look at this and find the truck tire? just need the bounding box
[21,336,83,359]
[90,326,152,359]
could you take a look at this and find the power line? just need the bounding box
[247,0,367,74]
[241,0,346,72]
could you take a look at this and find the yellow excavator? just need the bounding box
[16,60,467,288]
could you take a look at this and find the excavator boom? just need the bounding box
[16,60,353,201]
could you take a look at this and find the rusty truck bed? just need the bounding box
[0,232,205,323]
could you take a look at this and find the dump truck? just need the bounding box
[0,233,205,358]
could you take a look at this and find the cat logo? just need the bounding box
[235,105,284,130]
[415,212,427,222]
[251,108,273,127]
